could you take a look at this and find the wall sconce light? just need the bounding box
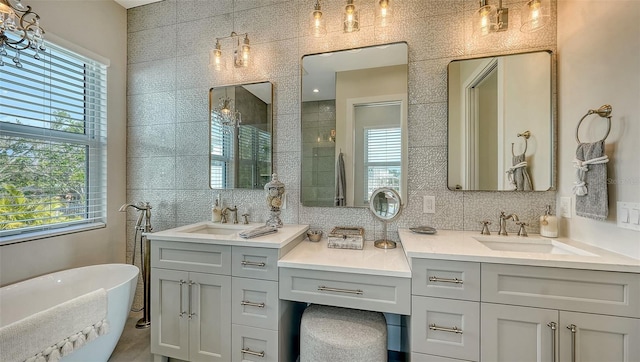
[209,32,251,71]
[330,129,336,142]
[520,0,550,32]
[473,0,508,36]
[343,0,359,33]
[0,0,46,67]
[310,0,327,37]
[376,0,392,27]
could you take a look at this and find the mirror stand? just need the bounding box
[374,221,396,249]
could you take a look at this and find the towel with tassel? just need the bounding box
[573,140,609,220]
[0,288,109,362]
[506,152,533,191]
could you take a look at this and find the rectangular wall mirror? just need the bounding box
[209,81,273,189]
[447,50,554,191]
[301,42,408,207]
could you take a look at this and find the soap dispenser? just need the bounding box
[212,195,222,223]
[540,205,558,238]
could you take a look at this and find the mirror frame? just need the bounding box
[369,187,402,221]
[300,42,409,207]
[446,50,556,192]
[209,81,273,190]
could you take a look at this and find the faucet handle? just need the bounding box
[516,221,529,237]
[480,220,492,235]
[241,213,250,224]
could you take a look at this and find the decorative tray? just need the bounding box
[409,226,437,234]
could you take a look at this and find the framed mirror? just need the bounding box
[369,187,402,249]
[301,42,408,207]
[447,50,554,191]
[209,81,273,189]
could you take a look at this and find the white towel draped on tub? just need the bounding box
[0,288,109,362]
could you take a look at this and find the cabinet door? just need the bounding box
[482,303,558,362]
[151,268,190,361]
[189,272,232,362]
[560,311,640,362]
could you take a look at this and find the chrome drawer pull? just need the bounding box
[428,276,463,284]
[567,324,577,362]
[241,260,266,267]
[241,348,265,357]
[429,324,463,334]
[318,286,364,295]
[178,280,187,318]
[188,280,197,319]
[548,322,557,362]
[241,300,265,308]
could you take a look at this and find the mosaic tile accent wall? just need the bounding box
[125,0,557,305]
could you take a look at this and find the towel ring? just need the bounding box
[511,130,530,156]
[575,104,612,143]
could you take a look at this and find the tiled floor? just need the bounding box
[109,312,153,362]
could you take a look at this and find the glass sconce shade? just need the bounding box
[376,0,392,27]
[310,0,326,37]
[235,34,250,67]
[343,0,359,33]
[210,40,223,70]
[473,4,497,36]
[212,97,241,131]
[520,0,550,32]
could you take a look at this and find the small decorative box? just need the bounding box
[327,227,364,250]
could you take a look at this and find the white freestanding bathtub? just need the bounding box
[0,264,139,362]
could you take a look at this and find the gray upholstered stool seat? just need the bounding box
[300,304,387,362]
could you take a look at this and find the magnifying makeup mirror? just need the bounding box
[369,187,402,249]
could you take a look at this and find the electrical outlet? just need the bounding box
[560,196,572,218]
[423,196,435,214]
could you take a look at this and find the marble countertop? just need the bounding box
[399,229,640,273]
[278,239,412,278]
[146,222,309,249]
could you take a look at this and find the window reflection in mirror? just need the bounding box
[209,82,273,189]
[447,51,554,191]
[301,42,408,207]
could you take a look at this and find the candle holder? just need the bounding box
[264,173,285,228]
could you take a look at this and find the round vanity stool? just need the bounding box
[300,304,387,362]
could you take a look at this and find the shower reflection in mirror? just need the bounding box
[209,82,273,190]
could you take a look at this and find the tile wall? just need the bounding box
[126,0,557,306]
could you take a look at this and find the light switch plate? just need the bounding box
[617,202,640,231]
[560,197,572,218]
[423,196,435,214]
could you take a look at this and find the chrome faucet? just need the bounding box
[498,211,519,236]
[221,205,238,224]
[119,202,153,232]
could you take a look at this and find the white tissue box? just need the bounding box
[327,235,364,250]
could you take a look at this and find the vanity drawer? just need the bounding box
[151,240,231,275]
[232,277,279,330]
[412,259,480,301]
[279,268,411,315]
[232,324,279,362]
[232,246,279,281]
[482,263,640,318]
[410,352,471,362]
[412,296,480,362]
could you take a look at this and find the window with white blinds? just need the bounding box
[210,123,233,188]
[364,127,401,201]
[0,40,108,241]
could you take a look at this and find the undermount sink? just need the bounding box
[473,235,598,256]
[180,222,250,235]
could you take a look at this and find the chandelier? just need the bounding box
[212,96,241,132]
[0,0,45,67]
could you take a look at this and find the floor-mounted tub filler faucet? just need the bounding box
[498,211,519,236]
[119,201,153,329]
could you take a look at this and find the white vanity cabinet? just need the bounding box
[481,263,640,362]
[409,259,640,362]
[150,233,306,362]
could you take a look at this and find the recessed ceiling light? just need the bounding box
[313,88,320,93]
